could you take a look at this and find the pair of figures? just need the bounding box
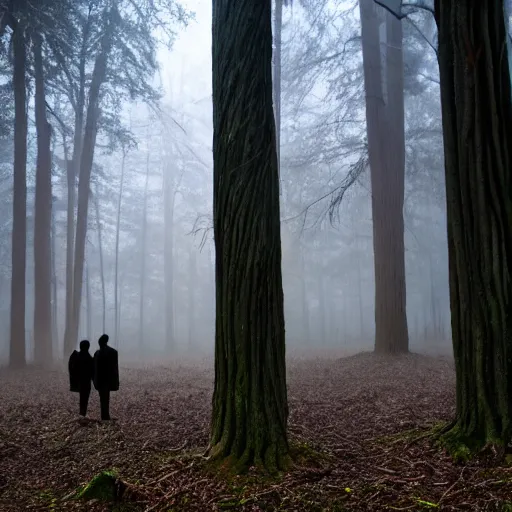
[68,334,119,421]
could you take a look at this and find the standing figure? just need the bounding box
[68,340,94,417]
[93,334,119,421]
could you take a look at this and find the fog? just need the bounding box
[0,0,450,365]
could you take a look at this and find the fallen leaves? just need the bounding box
[0,352,510,511]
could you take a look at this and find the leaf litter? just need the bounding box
[0,352,510,511]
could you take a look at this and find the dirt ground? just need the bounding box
[0,351,511,511]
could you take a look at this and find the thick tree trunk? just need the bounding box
[93,185,106,332]
[33,32,53,366]
[359,0,409,354]
[434,1,512,448]
[114,149,126,346]
[9,17,27,368]
[209,0,289,472]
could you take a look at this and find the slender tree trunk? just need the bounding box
[51,200,58,354]
[63,25,88,357]
[359,0,408,354]
[66,31,113,352]
[93,184,106,332]
[434,0,512,448]
[114,148,126,346]
[299,248,310,346]
[85,264,92,340]
[33,31,53,366]
[9,17,27,368]
[209,0,289,472]
[356,237,364,340]
[139,149,150,350]
[163,167,176,351]
[273,0,283,191]
[67,13,115,351]
[187,243,197,349]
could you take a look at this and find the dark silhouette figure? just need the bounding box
[68,340,94,417]
[93,334,119,421]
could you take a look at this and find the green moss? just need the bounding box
[76,469,125,502]
[437,423,507,463]
[501,503,512,512]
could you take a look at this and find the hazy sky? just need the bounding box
[159,0,212,105]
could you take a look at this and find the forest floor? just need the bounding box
[0,351,511,512]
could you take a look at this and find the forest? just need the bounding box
[0,0,511,510]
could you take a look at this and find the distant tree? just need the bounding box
[360,0,408,353]
[208,0,289,471]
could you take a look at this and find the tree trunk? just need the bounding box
[94,184,106,332]
[209,0,289,472]
[434,0,512,449]
[187,243,196,349]
[114,148,126,346]
[67,11,115,351]
[51,198,58,354]
[163,167,176,352]
[63,23,88,357]
[359,0,409,354]
[139,149,150,350]
[33,31,53,366]
[85,264,92,340]
[9,17,27,368]
[299,248,310,346]
[273,0,283,190]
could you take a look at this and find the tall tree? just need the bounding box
[360,0,409,354]
[9,5,28,368]
[209,0,289,471]
[433,1,512,450]
[33,30,54,366]
[65,5,117,353]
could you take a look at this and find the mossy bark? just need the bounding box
[434,1,512,450]
[210,0,289,473]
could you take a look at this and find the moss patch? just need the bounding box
[76,469,126,502]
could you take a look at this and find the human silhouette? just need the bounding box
[68,340,94,417]
[93,334,119,421]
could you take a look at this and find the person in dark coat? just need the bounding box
[68,340,94,417]
[93,334,119,421]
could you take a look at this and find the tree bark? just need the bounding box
[359,0,409,354]
[9,16,27,368]
[209,0,289,472]
[33,31,53,366]
[434,0,512,449]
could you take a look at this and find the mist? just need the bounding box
[1,0,511,510]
